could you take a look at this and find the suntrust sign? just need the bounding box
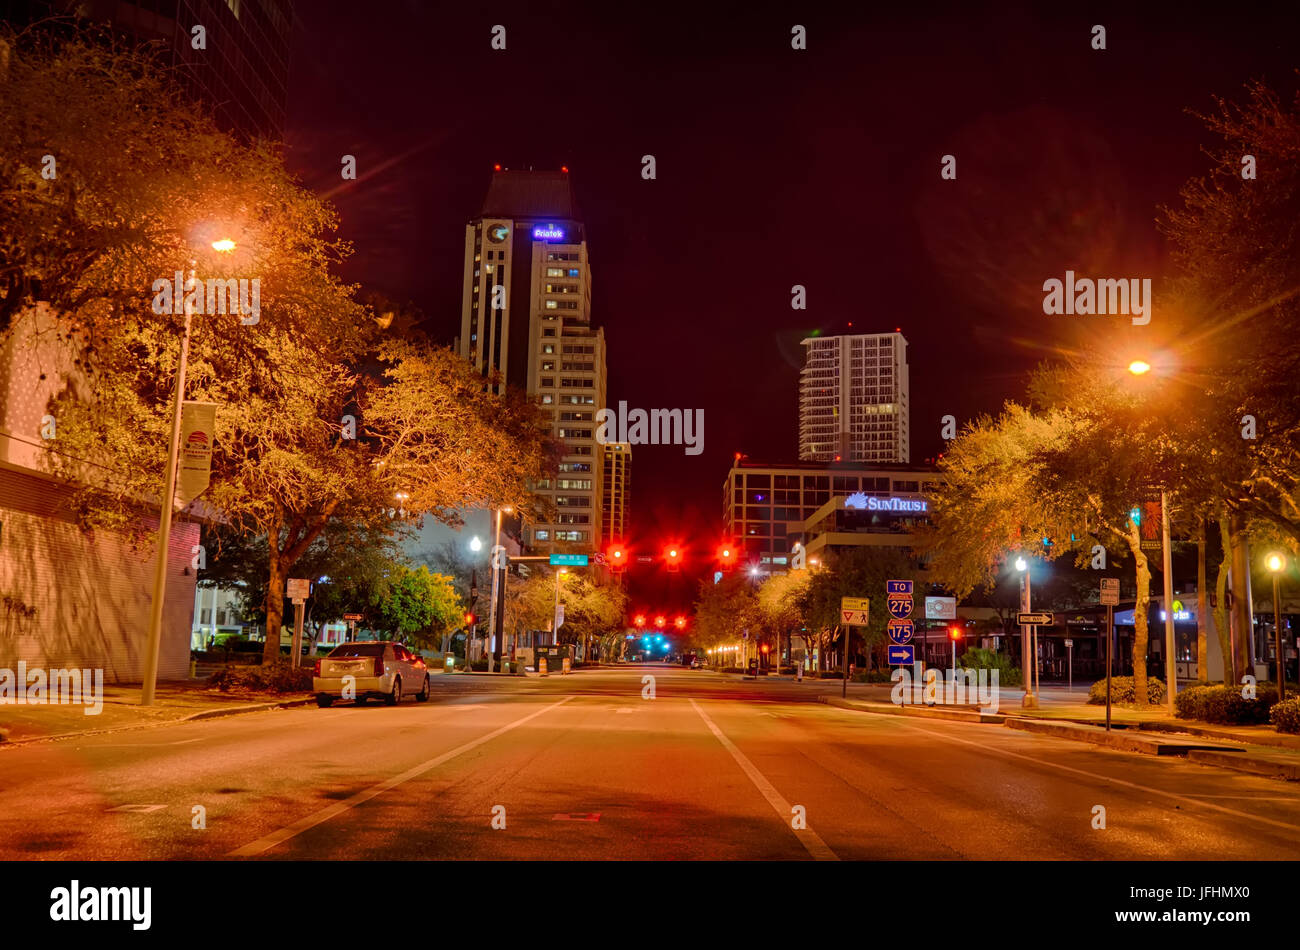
[843,492,927,513]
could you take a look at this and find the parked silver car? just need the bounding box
[313,641,431,707]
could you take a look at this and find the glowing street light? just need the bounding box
[211,238,237,252]
[1128,359,1151,375]
[1267,552,1288,701]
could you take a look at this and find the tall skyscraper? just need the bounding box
[798,331,909,464]
[2,0,293,141]
[458,168,608,549]
[601,441,631,544]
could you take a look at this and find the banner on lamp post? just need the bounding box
[175,401,217,509]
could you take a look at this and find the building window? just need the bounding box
[542,361,556,371]
[546,267,565,277]
[541,394,553,404]
[543,329,556,337]
[534,530,550,541]
[541,377,555,387]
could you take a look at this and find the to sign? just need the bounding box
[925,596,957,620]
[1017,612,1053,626]
[1100,578,1120,606]
[886,580,913,595]
[887,644,915,665]
[887,619,914,644]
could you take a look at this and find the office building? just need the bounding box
[2,0,293,140]
[799,331,909,463]
[457,168,607,549]
[722,458,940,567]
[601,441,631,544]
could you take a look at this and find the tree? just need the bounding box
[693,573,759,660]
[755,569,810,666]
[803,547,923,670]
[376,565,461,650]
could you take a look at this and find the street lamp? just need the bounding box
[485,505,513,673]
[1267,552,1287,701]
[140,235,236,706]
[1015,556,1036,708]
[1127,360,1152,375]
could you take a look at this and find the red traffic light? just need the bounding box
[608,543,627,571]
[665,547,681,572]
[718,543,737,571]
[674,616,686,630]
[761,643,770,654]
[634,614,646,627]
[654,615,666,628]
[464,612,477,626]
[948,626,963,640]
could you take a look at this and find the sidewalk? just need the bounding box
[0,680,312,745]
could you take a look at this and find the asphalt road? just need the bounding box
[3,665,1299,860]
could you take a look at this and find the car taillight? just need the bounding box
[313,659,321,676]
[373,656,385,676]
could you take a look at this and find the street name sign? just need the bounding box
[887,644,915,665]
[925,596,957,620]
[887,619,914,644]
[343,613,363,622]
[886,579,913,595]
[1100,578,1120,606]
[550,553,589,566]
[841,597,870,612]
[1017,612,1053,625]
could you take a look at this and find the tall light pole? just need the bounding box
[1016,557,1036,708]
[1267,553,1287,701]
[141,240,234,706]
[1160,491,1178,714]
[484,505,513,673]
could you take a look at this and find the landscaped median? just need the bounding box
[819,684,1300,782]
[0,680,313,746]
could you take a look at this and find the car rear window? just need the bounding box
[329,643,385,658]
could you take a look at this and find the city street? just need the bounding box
[4,665,1299,861]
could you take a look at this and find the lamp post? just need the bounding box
[1267,553,1287,701]
[1016,557,1036,708]
[485,505,513,673]
[141,239,235,706]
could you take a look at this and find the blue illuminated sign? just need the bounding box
[844,492,927,513]
[533,225,565,240]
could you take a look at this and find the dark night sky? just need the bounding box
[282,0,1300,611]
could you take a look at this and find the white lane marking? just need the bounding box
[228,696,574,857]
[109,804,166,813]
[690,699,838,861]
[893,719,1300,836]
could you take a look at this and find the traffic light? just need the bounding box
[634,613,646,627]
[665,547,681,573]
[718,543,737,572]
[464,612,477,626]
[674,616,686,630]
[654,615,666,628]
[608,543,627,572]
[948,626,963,641]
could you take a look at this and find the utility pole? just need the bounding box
[1161,490,1178,714]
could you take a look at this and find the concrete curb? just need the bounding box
[819,695,1006,724]
[1003,717,1243,755]
[1187,749,1300,781]
[1138,719,1300,752]
[0,696,316,747]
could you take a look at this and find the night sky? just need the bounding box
[283,0,1300,611]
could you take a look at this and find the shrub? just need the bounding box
[1087,676,1165,705]
[208,663,312,694]
[1175,683,1279,725]
[1271,698,1300,734]
[958,647,1023,688]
